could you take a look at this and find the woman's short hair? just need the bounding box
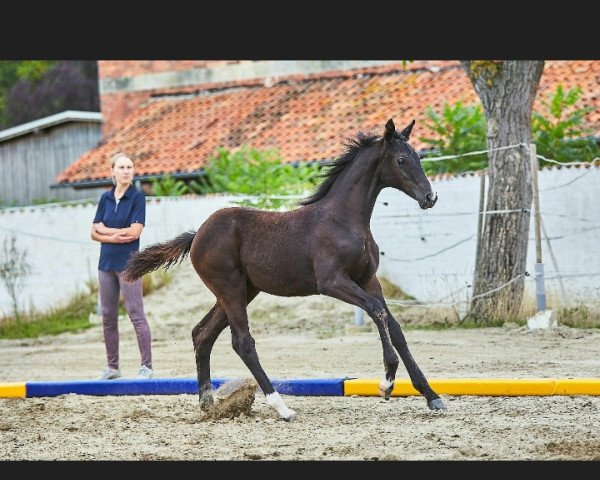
[111,152,135,168]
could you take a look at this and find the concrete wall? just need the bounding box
[1,165,599,317]
[374,165,600,316]
[0,195,235,317]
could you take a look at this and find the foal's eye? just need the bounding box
[397,156,407,165]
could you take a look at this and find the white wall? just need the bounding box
[1,166,599,317]
[373,166,600,315]
[373,174,481,316]
[0,195,236,317]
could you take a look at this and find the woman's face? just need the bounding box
[112,157,134,185]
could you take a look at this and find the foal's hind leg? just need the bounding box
[191,304,228,410]
[212,272,296,421]
[363,276,445,410]
[191,286,260,410]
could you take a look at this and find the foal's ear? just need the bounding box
[400,119,416,140]
[384,118,395,143]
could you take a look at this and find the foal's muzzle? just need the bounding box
[418,192,438,209]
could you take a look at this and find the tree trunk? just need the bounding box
[461,61,544,322]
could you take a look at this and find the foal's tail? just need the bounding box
[122,230,196,281]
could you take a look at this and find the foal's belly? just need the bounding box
[244,257,318,296]
[241,241,318,297]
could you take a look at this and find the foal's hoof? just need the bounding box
[378,380,394,401]
[378,385,393,401]
[281,409,297,422]
[428,398,446,411]
[199,392,214,411]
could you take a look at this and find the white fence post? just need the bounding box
[354,307,364,326]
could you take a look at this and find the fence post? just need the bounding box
[354,306,364,326]
[530,143,546,311]
[96,293,102,316]
[472,168,486,289]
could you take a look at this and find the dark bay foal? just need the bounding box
[123,119,445,420]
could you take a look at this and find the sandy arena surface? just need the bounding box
[1,262,600,461]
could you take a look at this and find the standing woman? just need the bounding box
[91,152,154,380]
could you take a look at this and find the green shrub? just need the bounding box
[31,197,61,205]
[419,102,487,174]
[189,146,321,209]
[150,173,189,196]
[532,85,600,166]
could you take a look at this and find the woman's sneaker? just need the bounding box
[137,365,154,379]
[97,367,121,380]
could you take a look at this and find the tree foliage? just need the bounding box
[15,61,56,82]
[419,85,599,173]
[0,60,99,129]
[532,85,600,165]
[0,61,56,127]
[418,102,487,173]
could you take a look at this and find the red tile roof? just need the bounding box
[56,61,600,185]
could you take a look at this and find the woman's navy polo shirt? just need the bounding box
[93,184,146,271]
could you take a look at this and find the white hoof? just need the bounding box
[378,378,394,399]
[266,391,296,421]
[281,408,297,422]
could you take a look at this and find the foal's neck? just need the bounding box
[323,148,382,226]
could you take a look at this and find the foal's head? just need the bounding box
[379,119,437,209]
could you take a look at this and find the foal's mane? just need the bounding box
[299,132,383,206]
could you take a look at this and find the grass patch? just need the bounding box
[399,312,518,330]
[519,294,600,329]
[0,289,96,339]
[557,304,600,329]
[379,276,414,302]
[0,270,173,339]
[419,318,522,330]
[142,270,172,296]
[379,276,424,320]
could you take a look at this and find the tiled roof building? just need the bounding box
[55,60,600,187]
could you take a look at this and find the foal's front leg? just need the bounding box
[363,276,446,410]
[386,308,445,410]
[317,272,399,395]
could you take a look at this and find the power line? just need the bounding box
[374,208,529,219]
[381,235,476,262]
[421,143,526,162]
[536,154,600,167]
[540,166,596,191]
[0,225,92,245]
[386,273,531,308]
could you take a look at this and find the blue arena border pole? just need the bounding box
[23,377,346,397]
